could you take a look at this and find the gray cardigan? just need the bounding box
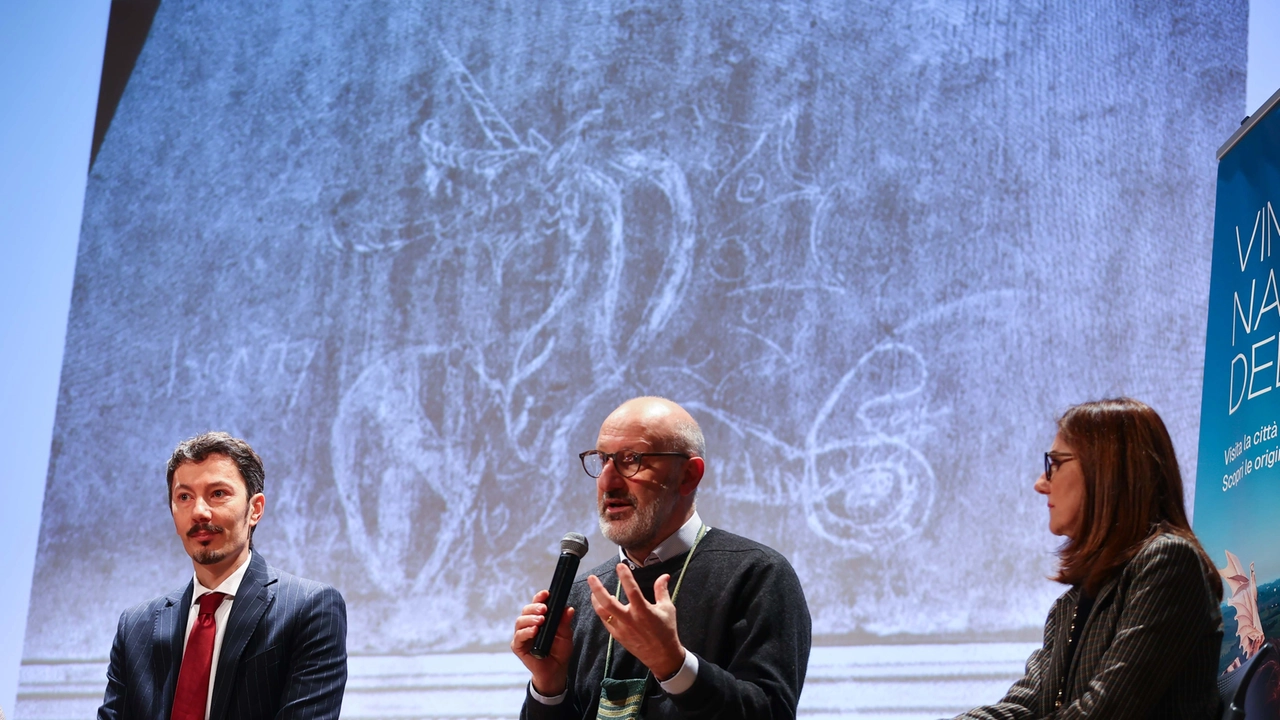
[955,532,1223,719]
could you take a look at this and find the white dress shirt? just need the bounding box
[532,513,706,704]
[182,550,253,720]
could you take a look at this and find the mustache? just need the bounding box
[600,490,636,505]
[187,523,224,537]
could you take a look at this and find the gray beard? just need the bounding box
[598,488,680,552]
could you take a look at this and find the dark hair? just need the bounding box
[166,432,265,541]
[1053,398,1220,600]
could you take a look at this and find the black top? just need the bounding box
[1062,592,1094,688]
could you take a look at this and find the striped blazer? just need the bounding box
[97,552,347,720]
[955,533,1222,719]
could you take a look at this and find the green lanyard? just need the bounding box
[596,524,709,720]
[602,523,708,681]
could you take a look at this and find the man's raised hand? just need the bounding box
[586,564,686,679]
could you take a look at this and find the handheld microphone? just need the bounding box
[531,532,589,659]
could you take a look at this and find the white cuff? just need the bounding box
[528,680,566,705]
[656,650,698,695]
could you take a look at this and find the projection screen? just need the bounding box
[19,0,1245,717]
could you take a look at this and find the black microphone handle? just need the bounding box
[531,551,582,659]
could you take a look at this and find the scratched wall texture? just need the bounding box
[26,0,1244,662]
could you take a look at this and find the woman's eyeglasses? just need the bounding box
[1043,452,1075,481]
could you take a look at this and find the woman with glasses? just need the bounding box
[955,397,1223,719]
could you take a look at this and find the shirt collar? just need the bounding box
[191,550,253,606]
[618,512,705,568]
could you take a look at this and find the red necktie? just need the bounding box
[171,592,228,720]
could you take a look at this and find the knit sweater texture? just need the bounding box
[521,528,811,720]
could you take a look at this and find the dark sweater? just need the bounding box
[521,528,812,720]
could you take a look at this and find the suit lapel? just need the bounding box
[154,581,194,718]
[208,552,277,720]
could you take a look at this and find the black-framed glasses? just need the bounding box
[1043,452,1075,481]
[579,449,691,478]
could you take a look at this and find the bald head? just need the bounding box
[603,397,706,458]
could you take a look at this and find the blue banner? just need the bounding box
[1196,92,1280,677]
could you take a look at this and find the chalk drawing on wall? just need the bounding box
[325,48,941,587]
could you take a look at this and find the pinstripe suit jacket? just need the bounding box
[98,552,347,720]
[955,533,1222,720]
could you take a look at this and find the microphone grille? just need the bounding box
[560,532,589,558]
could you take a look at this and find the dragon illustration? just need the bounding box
[1222,550,1267,670]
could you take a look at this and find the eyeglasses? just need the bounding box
[579,449,691,478]
[1043,452,1075,481]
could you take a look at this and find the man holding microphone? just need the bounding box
[512,397,811,719]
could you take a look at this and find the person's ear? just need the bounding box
[248,493,266,526]
[679,457,704,496]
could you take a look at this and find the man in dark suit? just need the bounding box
[98,432,347,720]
